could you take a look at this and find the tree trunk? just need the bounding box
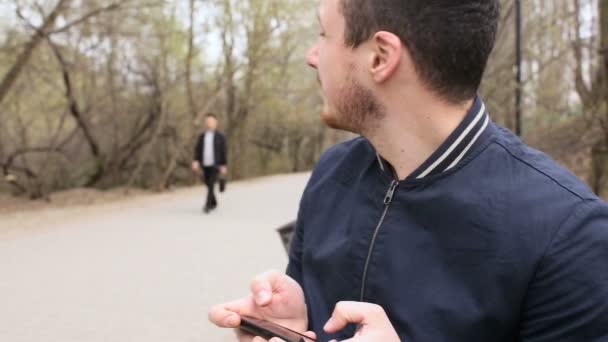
[593,0,608,196]
[0,0,70,106]
[601,0,608,103]
[48,39,104,186]
[185,0,197,118]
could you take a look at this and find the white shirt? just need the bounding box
[203,131,215,167]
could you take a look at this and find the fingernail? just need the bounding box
[256,290,271,304]
[323,318,333,331]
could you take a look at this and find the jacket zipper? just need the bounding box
[360,179,399,301]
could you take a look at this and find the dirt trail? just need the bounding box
[0,173,310,342]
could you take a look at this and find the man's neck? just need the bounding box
[364,92,473,180]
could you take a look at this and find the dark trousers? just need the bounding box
[203,166,219,209]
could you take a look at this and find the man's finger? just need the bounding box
[208,297,253,327]
[323,301,387,333]
[208,305,240,328]
[250,270,283,306]
[303,331,317,340]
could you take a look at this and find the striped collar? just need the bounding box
[377,96,491,180]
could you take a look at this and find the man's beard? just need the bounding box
[321,76,385,135]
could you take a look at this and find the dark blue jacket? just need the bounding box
[287,97,608,341]
[194,131,228,167]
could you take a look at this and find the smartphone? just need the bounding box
[239,316,316,342]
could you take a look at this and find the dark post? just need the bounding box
[515,0,523,136]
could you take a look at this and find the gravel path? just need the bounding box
[0,173,310,342]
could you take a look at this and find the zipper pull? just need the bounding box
[384,180,399,205]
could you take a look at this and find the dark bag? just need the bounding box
[219,174,227,192]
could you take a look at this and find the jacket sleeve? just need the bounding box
[194,134,202,163]
[286,187,312,329]
[520,199,608,341]
[286,193,306,286]
[286,144,337,284]
[220,133,228,166]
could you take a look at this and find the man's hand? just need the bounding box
[324,302,400,342]
[191,161,200,173]
[252,331,317,342]
[208,270,308,342]
[219,165,227,175]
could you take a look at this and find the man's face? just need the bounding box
[307,0,382,134]
[206,116,218,130]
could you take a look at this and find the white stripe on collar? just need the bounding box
[416,103,486,179]
[376,152,385,172]
[444,114,490,172]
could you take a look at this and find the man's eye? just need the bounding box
[319,32,326,37]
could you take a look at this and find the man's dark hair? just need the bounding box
[205,112,218,119]
[340,0,499,104]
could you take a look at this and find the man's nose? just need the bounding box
[306,44,319,69]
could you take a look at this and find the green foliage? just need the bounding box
[0,0,605,197]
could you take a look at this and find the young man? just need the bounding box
[192,113,227,214]
[210,0,608,341]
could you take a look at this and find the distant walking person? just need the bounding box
[192,113,227,213]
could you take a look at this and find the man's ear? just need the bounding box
[368,31,403,83]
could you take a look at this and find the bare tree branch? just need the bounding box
[47,37,104,186]
[0,0,71,107]
[50,2,123,34]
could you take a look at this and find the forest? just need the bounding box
[0,0,606,199]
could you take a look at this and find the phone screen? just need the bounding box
[239,316,316,342]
